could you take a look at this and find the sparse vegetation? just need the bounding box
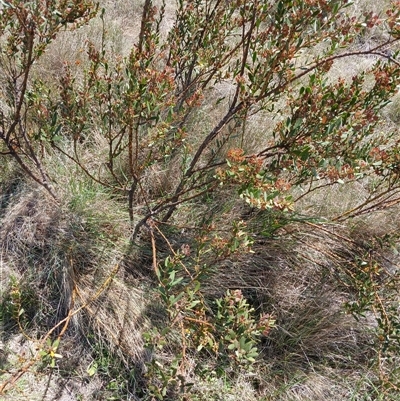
[2,0,400,400]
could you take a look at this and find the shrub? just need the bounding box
[2,0,400,399]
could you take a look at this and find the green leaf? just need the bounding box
[87,361,98,376]
[169,292,184,306]
[169,270,176,282]
[193,281,201,293]
[172,276,184,286]
[188,300,201,309]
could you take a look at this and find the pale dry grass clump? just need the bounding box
[0,189,75,325]
[76,274,149,362]
[262,369,369,401]
[33,0,143,82]
[33,0,176,88]
[0,167,155,398]
[190,369,260,401]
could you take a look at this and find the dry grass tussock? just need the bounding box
[0,169,156,398]
[33,0,142,80]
